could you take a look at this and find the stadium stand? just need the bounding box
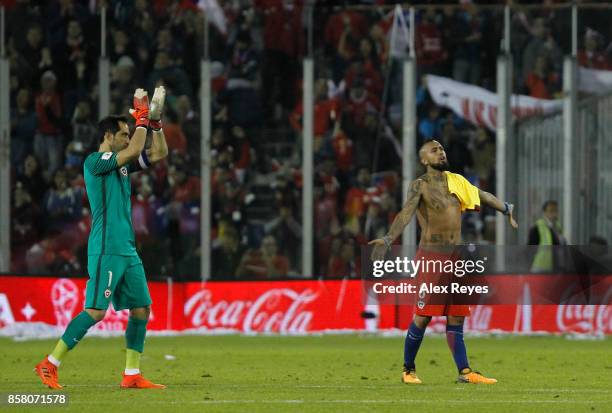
[5,0,611,279]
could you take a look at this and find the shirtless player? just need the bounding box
[369,139,518,384]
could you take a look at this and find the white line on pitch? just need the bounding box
[65,399,608,405]
[60,384,611,394]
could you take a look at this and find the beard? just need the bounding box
[430,160,449,171]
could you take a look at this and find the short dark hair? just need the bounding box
[97,115,128,143]
[542,200,558,211]
[419,139,438,152]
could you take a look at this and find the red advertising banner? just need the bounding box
[0,276,170,332]
[0,276,610,335]
[181,280,390,332]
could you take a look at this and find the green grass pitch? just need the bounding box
[1,335,610,412]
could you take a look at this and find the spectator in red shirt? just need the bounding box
[344,59,383,98]
[416,8,448,76]
[255,0,304,120]
[343,78,380,130]
[315,159,339,207]
[522,17,563,85]
[344,167,373,227]
[327,237,360,278]
[290,79,338,138]
[34,70,64,179]
[326,10,368,82]
[364,190,397,241]
[370,13,393,66]
[169,164,201,204]
[162,109,187,154]
[325,10,368,52]
[358,37,381,72]
[331,121,353,174]
[525,56,559,99]
[236,235,290,278]
[578,29,611,70]
[314,183,340,243]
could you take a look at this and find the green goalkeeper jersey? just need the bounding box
[84,151,146,256]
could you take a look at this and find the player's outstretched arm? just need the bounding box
[478,189,518,229]
[368,178,423,260]
[117,88,150,167]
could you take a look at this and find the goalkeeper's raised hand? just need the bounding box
[149,86,166,131]
[129,88,149,128]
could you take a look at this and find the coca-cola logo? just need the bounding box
[184,288,318,333]
[557,304,612,334]
[556,285,612,334]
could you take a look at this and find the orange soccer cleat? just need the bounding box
[401,367,423,384]
[457,368,498,384]
[34,356,63,389]
[120,373,166,389]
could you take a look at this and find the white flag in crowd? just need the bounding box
[198,0,227,35]
[426,75,563,131]
[578,67,612,95]
[427,68,612,131]
[389,5,412,58]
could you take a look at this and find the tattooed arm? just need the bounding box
[479,189,518,229]
[368,179,423,260]
[386,179,424,242]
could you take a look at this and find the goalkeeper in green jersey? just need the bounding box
[35,87,169,389]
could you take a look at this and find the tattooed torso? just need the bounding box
[415,173,462,247]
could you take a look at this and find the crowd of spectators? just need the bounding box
[5,0,611,279]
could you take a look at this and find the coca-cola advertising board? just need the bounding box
[181,280,386,333]
[0,276,610,335]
